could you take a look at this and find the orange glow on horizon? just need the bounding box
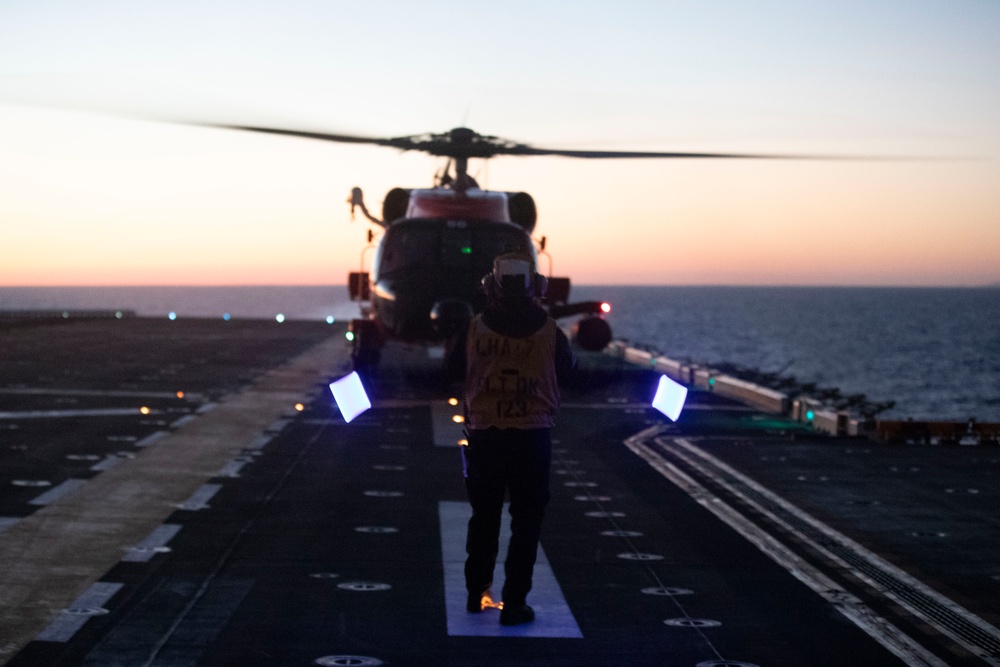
[0,5,997,290]
[1,115,997,289]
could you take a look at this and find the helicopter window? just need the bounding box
[377,221,532,278]
[379,227,439,275]
[441,228,474,268]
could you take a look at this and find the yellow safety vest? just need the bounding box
[465,315,560,429]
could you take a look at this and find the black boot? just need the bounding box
[499,603,535,626]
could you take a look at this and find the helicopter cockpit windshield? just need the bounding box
[374,218,533,280]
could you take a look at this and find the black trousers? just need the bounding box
[463,427,552,606]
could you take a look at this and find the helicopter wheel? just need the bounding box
[350,320,382,373]
[573,315,613,351]
[351,344,380,374]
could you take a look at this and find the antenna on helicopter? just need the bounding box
[435,160,453,188]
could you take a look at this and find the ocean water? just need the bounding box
[2,285,998,422]
[576,285,1000,422]
[0,286,362,322]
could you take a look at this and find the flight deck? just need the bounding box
[2,316,1000,666]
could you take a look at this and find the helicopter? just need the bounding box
[193,123,877,371]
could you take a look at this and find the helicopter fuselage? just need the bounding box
[370,216,534,341]
[347,186,612,369]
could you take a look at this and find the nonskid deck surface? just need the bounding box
[1,318,999,666]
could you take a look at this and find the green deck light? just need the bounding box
[346,331,355,342]
[806,409,815,421]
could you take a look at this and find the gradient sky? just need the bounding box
[1,1,998,286]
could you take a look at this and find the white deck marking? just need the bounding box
[170,414,198,428]
[0,388,203,400]
[245,434,272,450]
[439,501,582,638]
[266,418,290,433]
[624,427,948,667]
[29,479,88,506]
[217,459,249,478]
[668,436,1000,667]
[35,582,124,642]
[0,409,156,419]
[0,334,352,659]
[0,517,19,533]
[177,484,221,511]
[122,524,181,562]
[90,455,125,472]
[135,430,169,448]
[431,404,466,447]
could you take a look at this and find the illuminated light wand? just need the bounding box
[329,371,372,423]
[652,375,688,421]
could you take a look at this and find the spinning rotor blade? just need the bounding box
[202,124,901,161]
[490,146,881,160]
[203,124,518,158]
[200,124,414,150]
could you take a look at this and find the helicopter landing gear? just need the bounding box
[573,315,613,351]
[349,319,382,373]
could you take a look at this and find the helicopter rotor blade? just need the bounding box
[198,124,517,158]
[491,146,887,160]
[197,124,911,162]
[198,124,420,150]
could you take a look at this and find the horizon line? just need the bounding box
[3,282,998,289]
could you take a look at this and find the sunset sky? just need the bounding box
[1,1,998,286]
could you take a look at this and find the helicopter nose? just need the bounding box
[430,299,474,338]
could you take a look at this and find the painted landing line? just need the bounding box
[36,582,124,643]
[664,435,1000,667]
[0,409,159,419]
[625,426,951,667]
[0,335,353,662]
[0,388,204,400]
[29,479,88,506]
[439,501,582,638]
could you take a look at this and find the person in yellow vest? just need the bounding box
[448,251,576,626]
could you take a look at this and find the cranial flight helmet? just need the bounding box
[483,252,548,301]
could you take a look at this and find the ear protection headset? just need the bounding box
[482,253,548,300]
